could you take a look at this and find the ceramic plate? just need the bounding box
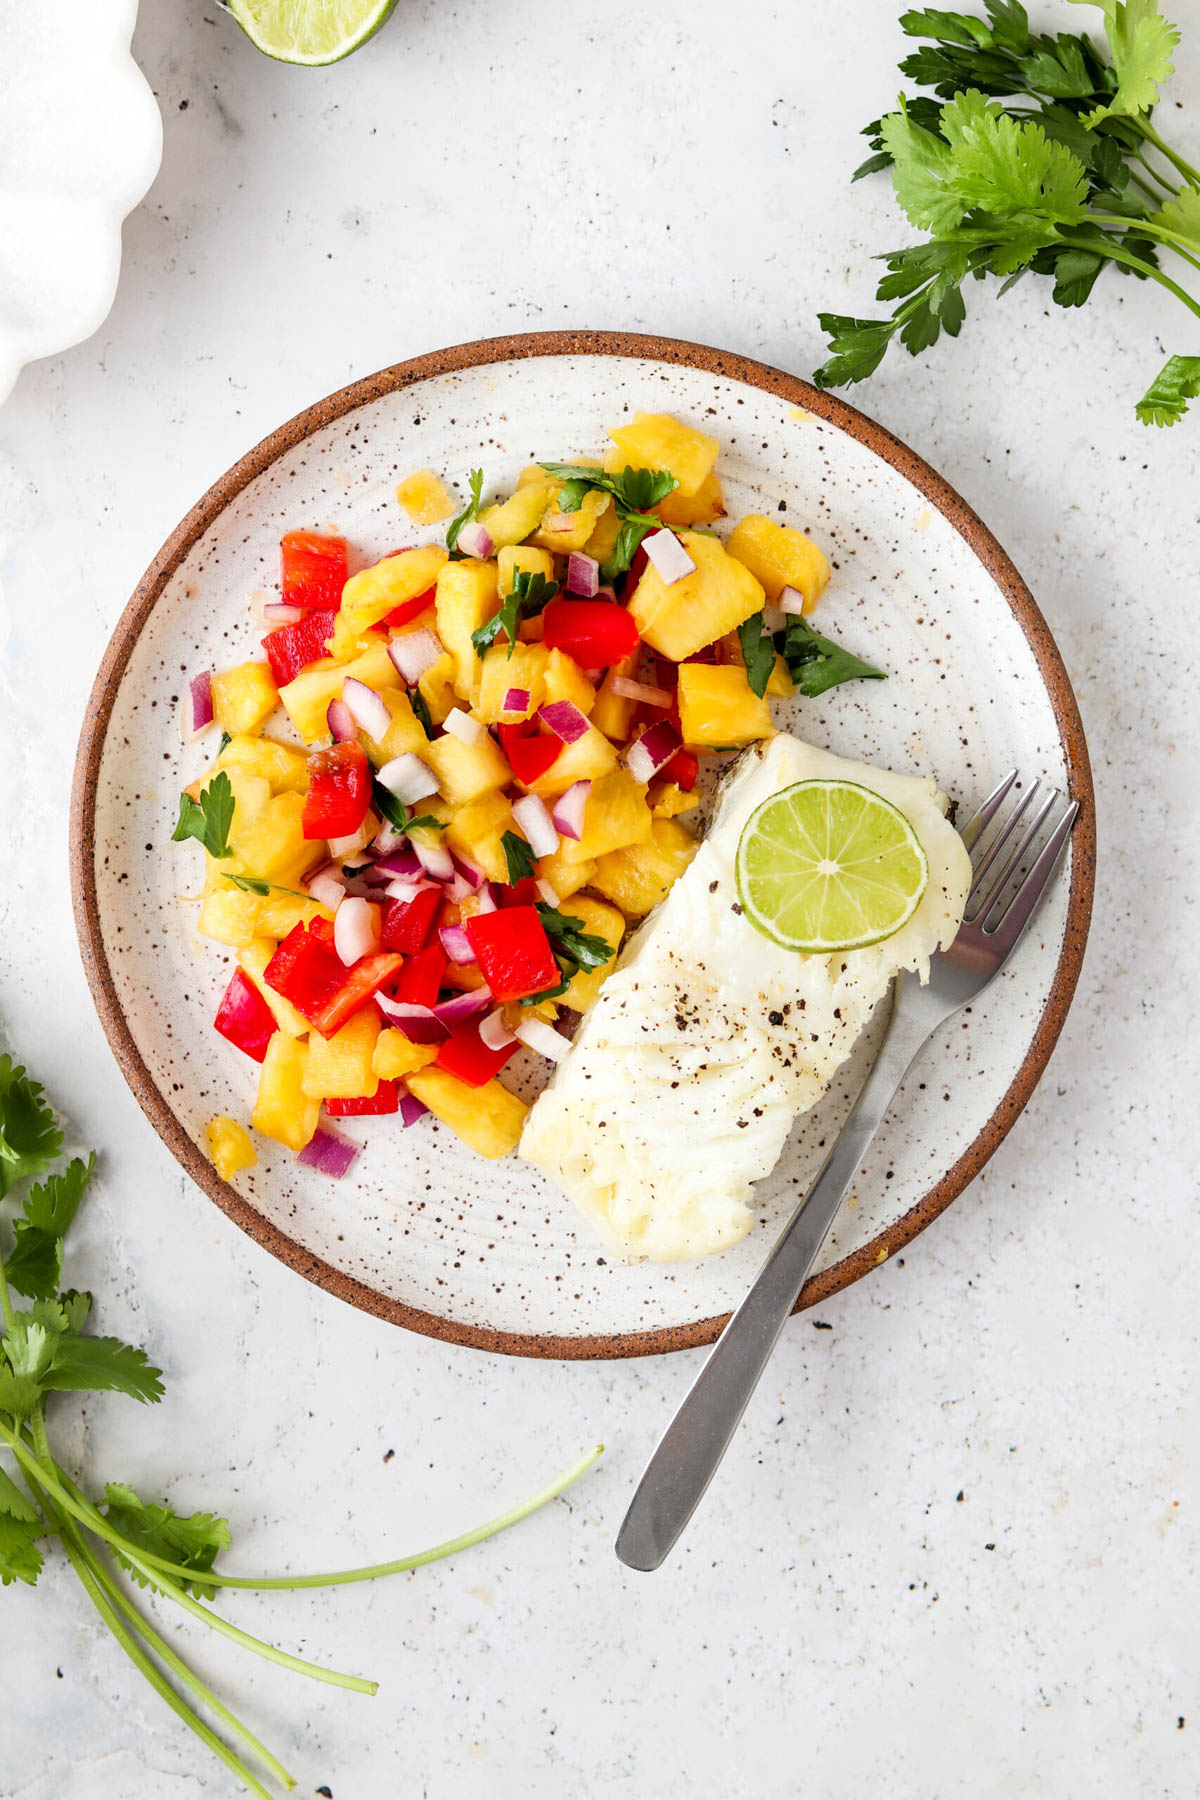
[71,333,1094,1358]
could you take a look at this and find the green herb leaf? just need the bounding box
[0,1509,43,1587]
[446,468,484,555]
[222,874,311,901]
[533,905,617,997]
[501,831,537,885]
[42,1334,165,1405]
[172,771,235,859]
[1074,0,1179,125]
[1135,352,1200,424]
[1149,181,1200,252]
[409,689,434,739]
[0,1371,42,1420]
[775,617,889,697]
[372,782,445,837]
[472,569,560,660]
[601,515,659,583]
[538,461,679,516]
[0,1058,62,1201]
[737,612,778,699]
[102,1481,231,1599]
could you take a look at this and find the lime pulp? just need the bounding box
[227,0,398,64]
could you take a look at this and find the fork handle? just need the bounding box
[615,994,933,1572]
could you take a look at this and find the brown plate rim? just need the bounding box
[70,328,1096,1360]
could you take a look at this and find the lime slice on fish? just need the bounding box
[226,0,397,64]
[735,779,928,953]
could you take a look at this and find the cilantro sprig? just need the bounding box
[775,616,888,697]
[172,771,235,859]
[501,830,537,885]
[445,467,484,556]
[0,1052,602,1796]
[814,1,1200,424]
[372,780,446,836]
[737,612,779,699]
[472,568,560,660]
[521,904,617,1004]
[538,460,680,579]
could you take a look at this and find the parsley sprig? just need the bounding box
[815,1,1200,424]
[538,460,680,579]
[172,771,235,859]
[521,904,617,1004]
[372,780,446,836]
[472,568,560,660]
[501,831,537,885]
[445,467,484,556]
[0,1053,601,1796]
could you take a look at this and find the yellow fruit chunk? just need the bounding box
[582,501,622,566]
[239,938,311,1038]
[561,768,652,864]
[373,1029,438,1081]
[606,411,719,498]
[256,894,329,939]
[278,640,398,743]
[479,482,555,549]
[555,894,625,1012]
[211,662,279,737]
[497,543,555,596]
[206,1117,257,1182]
[302,1008,380,1100]
[445,791,514,885]
[333,545,448,658]
[359,688,429,763]
[418,651,458,724]
[590,654,640,743]
[678,663,772,748]
[542,648,596,717]
[424,731,511,806]
[252,1034,320,1152]
[395,469,454,524]
[522,726,618,799]
[230,791,325,888]
[475,642,549,724]
[629,531,764,661]
[767,653,795,698]
[406,1068,527,1159]
[217,733,309,794]
[656,470,726,528]
[532,486,613,555]
[649,780,700,819]
[197,887,261,948]
[434,558,499,700]
[725,513,831,611]
[534,843,596,899]
[591,818,698,917]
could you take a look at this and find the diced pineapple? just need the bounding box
[554,894,625,1012]
[333,545,448,658]
[479,482,555,549]
[560,768,651,864]
[302,1007,380,1099]
[767,654,795,698]
[725,513,831,611]
[497,544,555,596]
[629,531,764,661]
[373,1029,438,1081]
[206,1117,257,1182]
[542,648,596,717]
[230,791,325,887]
[582,501,622,566]
[424,731,511,806]
[198,887,261,948]
[252,1034,320,1151]
[239,938,311,1038]
[211,661,279,737]
[656,470,726,528]
[649,780,700,818]
[278,640,398,743]
[204,768,270,833]
[418,651,459,724]
[256,893,329,939]
[406,1067,527,1159]
[434,558,499,700]
[474,642,549,723]
[590,818,698,917]
[522,726,618,799]
[590,654,641,742]
[359,688,429,764]
[444,790,514,885]
[217,734,309,794]
[677,663,772,747]
[395,469,454,524]
[534,842,596,899]
[606,412,719,498]
[531,487,613,555]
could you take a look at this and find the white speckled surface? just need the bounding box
[1,1,1198,1795]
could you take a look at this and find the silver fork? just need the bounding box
[615,771,1079,1573]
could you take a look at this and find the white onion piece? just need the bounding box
[456,521,494,560]
[511,795,558,860]
[306,866,347,912]
[551,780,591,841]
[327,818,376,860]
[413,837,455,883]
[479,1007,517,1052]
[443,707,487,748]
[625,720,681,784]
[763,602,786,631]
[642,529,695,585]
[388,627,443,685]
[342,677,391,742]
[611,675,672,707]
[514,1017,569,1063]
[535,878,561,908]
[474,884,499,914]
[779,585,807,617]
[262,601,305,626]
[377,751,439,805]
[333,897,381,968]
[385,877,430,903]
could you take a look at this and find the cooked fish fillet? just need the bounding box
[519,733,972,1262]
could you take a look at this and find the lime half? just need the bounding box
[227,0,397,64]
[735,779,929,954]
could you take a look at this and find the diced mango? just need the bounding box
[497,543,555,596]
[206,1117,257,1182]
[649,780,700,818]
[560,768,652,864]
[479,481,555,549]
[359,688,429,764]
[590,654,640,742]
[252,1034,321,1152]
[424,731,511,806]
[217,734,309,794]
[542,648,596,717]
[278,641,398,743]
[373,1029,438,1081]
[629,531,764,661]
[606,411,719,498]
[239,938,311,1038]
[590,818,698,917]
[211,661,279,737]
[555,894,625,1012]
[677,663,772,747]
[725,513,831,612]
[444,790,514,885]
[656,470,726,527]
[474,642,549,723]
[333,545,448,658]
[531,486,613,555]
[522,725,618,799]
[230,791,325,888]
[434,558,499,700]
[406,1068,527,1159]
[395,469,454,524]
[418,650,459,724]
[301,1008,380,1100]
[533,843,596,899]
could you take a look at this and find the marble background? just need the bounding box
[1,1,1197,1795]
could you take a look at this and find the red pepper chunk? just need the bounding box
[661,747,699,791]
[281,530,348,611]
[311,954,403,1038]
[262,608,338,686]
[302,742,372,841]
[326,1081,399,1116]
[543,598,639,667]
[496,722,562,787]
[264,922,401,1038]
[214,969,277,1063]
[500,877,540,908]
[383,586,438,630]
[380,887,441,954]
[389,944,446,1011]
[435,1021,516,1087]
[464,905,558,1003]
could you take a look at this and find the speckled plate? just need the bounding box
[70,332,1094,1358]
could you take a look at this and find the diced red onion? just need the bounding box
[377,751,439,805]
[297,1125,360,1178]
[342,677,391,742]
[385,877,429,904]
[326,698,357,743]
[612,675,672,707]
[328,818,376,860]
[503,687,531,713]
[439,923,477,965]
[456,521,494,560]
[333,896,381,967]
[305,863,347,912]
[538,700,590,745]
[595,586,617,602]
[434,988,493,1025]
[444,872,473,905]
[535,878,561,907]
[479,1007,517,1051]
[511,794,558,860]
[566,552,600,597]
[375,998,448,1043]
[625,719,682,784]
[388,627,443,685]
[187,671,214,738]
[399,1092,429,1128]
[373,841,422,878]
[263,601,305,626]
[514,1017,570,1063]
[779,585,807,617]
[413,837,455,883]
[643,529,696,585]
[443,707,486,748]
[450,852,486,890]
[474,884,499,914]
[551,780,591,841]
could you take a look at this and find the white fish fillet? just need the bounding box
[519,734,972,1262]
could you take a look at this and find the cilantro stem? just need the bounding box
[1064,232,1200,320]
[1087,213,1200,275]
[1135,120,1200,193]
[0,1252,17,1333]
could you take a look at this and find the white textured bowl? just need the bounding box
[72,334,1094,1357]
[0,0,161,404]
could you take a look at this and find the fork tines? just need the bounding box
[961,771,1078,942]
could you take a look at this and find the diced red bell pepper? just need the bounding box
[500,877,540,908]
[383,586,438,630]
[661,747,699,790]
[380,886,441,954]
[326,1081,400,1116]
[464,905,559,1003]
[264,922,402,1038]
[542,599,639,668]
[390,943,446,1010]
[311,954,403,1038]
[435,1021,517,1087]
[214,969,277,1063]
[281,530,348,611]
[496,721,562,787]
[309,915,336,945]
[262,608,339,686]
[302,742,372,841]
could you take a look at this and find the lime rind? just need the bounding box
[227,0,398,65]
